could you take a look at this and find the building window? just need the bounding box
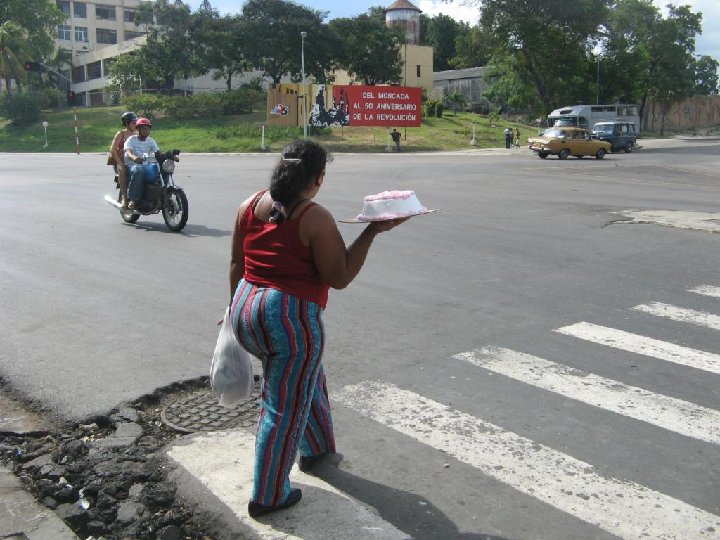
[72,65,85,83]
[95,5,116,21]
[73,2,86,18]
[75,26,88,42]
[96,28,117,44]
[56,1,70,16]
[124,9,137,23]
[57,25,71,41]
[124,31,145,41]
[416,65,421,78]
[87,60,102,80]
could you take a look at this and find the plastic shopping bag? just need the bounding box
[210,307,254,407]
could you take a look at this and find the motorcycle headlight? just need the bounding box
[162,160,175,174]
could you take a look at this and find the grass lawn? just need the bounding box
[0,104,534,154]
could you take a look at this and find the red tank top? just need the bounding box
[242,193,329,308]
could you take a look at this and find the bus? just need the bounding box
[546,104,640,133]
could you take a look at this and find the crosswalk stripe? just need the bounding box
[333,381,720,539]
[453,347,720,445]
[690,285,720,298]
[633,302,720,330]
[554,321,720,375]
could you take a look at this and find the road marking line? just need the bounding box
[690,285,720,299]
[633,302,720,331]
[554,321,720,375]
[453,346,720,445]
[333,381,720,539]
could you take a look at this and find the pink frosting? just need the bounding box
[356,190,427,221]
[364,190,414,202]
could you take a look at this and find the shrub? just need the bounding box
[435,102,444,118]
[0,91,42,125]
[120,94,164,119]
[37,88,64,109]
[222,88,263,115]
[188,93,224,118]
[425,100,437,117]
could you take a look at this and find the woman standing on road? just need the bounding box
[228,140,407,518]
[108,111,137,209]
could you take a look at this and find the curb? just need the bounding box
[0,465,80,540]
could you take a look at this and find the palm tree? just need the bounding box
[0,21,30,95]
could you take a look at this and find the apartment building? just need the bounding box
[55,0,146,106]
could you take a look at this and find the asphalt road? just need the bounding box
[1,138,719,539]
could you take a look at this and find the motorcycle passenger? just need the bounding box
[109,111,137,209]
[124,117,160,211]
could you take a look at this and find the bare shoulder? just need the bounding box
[298,203,338,246]
[303,203,336,229]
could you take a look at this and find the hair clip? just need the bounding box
[282,151,302,162]
[282,157,302,163]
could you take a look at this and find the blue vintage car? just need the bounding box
[591,121,638,153]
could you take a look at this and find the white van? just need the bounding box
[547,104,640,132]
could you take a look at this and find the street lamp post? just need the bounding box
[596,56,600,105]
[301,31,308,139]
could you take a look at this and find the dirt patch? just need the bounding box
[0,378,217,540]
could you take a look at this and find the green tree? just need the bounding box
[0,21,29,95]
[420,13,469,71]
[329,15,403,85]
[445,91,466,114]
[106,52,148,92]
[693,55,719,95]
[602,0,702,124]
[241,0,329,86]
[475,0,610,113]
[450,25,493,69]
[136,0,209,89]
[0,0,65,61]
[198,14,253,92]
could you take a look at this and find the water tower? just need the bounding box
[385,0,422,45]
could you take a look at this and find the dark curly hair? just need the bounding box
[269,140,331,222]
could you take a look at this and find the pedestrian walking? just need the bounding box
[391,128,401,152]
[228,140,408,518]
[514,128,521,148]
[504,127,513,149]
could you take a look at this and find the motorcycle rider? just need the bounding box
[124,117,160,211]
[109,111,137,209]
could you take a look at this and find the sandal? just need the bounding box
[248,488,302,518]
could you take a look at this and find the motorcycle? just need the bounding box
[104,149,189,232]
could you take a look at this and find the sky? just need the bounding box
[185,0,720,61]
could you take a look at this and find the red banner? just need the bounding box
[336,85,422,127]
[308,85,422,128]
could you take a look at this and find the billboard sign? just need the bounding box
[309,85,422,128]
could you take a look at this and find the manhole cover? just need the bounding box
[161,381,261,433]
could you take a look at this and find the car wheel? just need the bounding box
[558,149,570,160]
[538,152,548,159]
[595,148,606,160]
[625,142,634,153]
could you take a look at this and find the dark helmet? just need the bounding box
[136,117,152,127]
[121,111,137,126]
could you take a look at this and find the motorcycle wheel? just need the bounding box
[163,189,189,232]
[118,193,140,224]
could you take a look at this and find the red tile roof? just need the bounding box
[386,0,422,12]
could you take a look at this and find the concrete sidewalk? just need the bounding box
[166,429,411,540]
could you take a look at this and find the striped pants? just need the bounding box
[231,279,336,506]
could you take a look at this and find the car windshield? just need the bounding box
[593,124,614,134]
[543,128,567,138]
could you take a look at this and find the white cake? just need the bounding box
[356,190,428,221]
